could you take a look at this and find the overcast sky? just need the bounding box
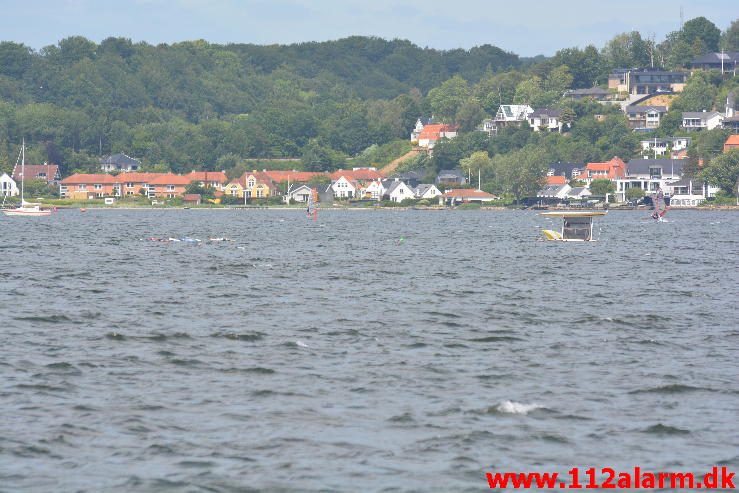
[0,0,734,56]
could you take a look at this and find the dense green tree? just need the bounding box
[700,149,739,195]
[602,32,650,70]
[723,19,739,51]
[300,139,344,172]
[671,72,718,112]
[427,75,471,122]
[681,17,721,53]
[589,179,616,196]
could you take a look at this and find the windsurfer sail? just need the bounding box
[651,186,667,220]
[306,188,318,220]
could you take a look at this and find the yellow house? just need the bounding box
[224,180,245,198]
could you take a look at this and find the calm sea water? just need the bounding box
[1,209,738,492]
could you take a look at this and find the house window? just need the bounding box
[167,193,175,198]
[127,191,134,196]
[96,193,103,198]
[94,184,102,190]
[248,179,255,188]
[78,184,87,190]
[256,188,264,198]
[649,168,661,179]
[245,190,252,198]
[167,185,175,192]
[126,182,134,188]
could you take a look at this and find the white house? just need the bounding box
[682,111,724,131]
[529,108,564,132]
[640,137,691,157]
[666,178,716,207]
[567,187,592,200]
[537,184,571,200]
[385,181,416,202]
[414,184,441,200]
[360,180,386,200]
[330,176,357,199]
[1,172,19,197]
[491,104,534,134]
[410,117,433,141]
[284,184,314,203]
[613,158,685,202]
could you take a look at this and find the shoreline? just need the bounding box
[36,205,739,211]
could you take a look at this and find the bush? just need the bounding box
[399,198,418,206]
[457,202,481,210]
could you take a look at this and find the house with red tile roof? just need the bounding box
[581,157,626,185]
[724,135,739,152]
[262,170,328,184]
[60,174,121,199]
[329,168,383,183]
[186,171,228,189]
[146,174,192,199]
[416,124,458,149]
[12,163,61,185]
[545,175,568,186]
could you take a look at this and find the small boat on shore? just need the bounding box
[540,211,607,242]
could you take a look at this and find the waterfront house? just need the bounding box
[384,181,416,202]
[360,180,386,200]
[537,184,571,201]
[183,194,202,205]
[581,157,626,185]
[186,171,228,190]
[100,153,140,172]
[724,135,739,152]
[567,187,592,200]
[624,106,667,129]
[224,178,245,198]
[682,111,724,131]
[0,173,18,197]
[146,174,191,199]
[331,175,357,199]
[442,189,499,205]
[529,108,565,132]
[416,124,458,150]
[12,163,60,185]
[285,184,314,203]
[435,169,467,186]
[60,173,120,199]
[115,172,163,196]
[613,158,684,202]
[414,184,441,200]
[665,178,713,207]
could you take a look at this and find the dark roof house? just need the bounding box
[100,153,141,172]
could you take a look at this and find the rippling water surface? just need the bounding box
[1,209,738,492]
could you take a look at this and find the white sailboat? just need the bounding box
[2,140,52,217]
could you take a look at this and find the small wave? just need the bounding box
[212,332,265,342]
[629,384,707,394]
[469,335,523,343]
[494,400,543,415]
[106,332,126,340]
[15,314,72,323]
[642,423,691,435]
[222,367,275,375]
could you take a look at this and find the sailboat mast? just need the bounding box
[21,138,25,203]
